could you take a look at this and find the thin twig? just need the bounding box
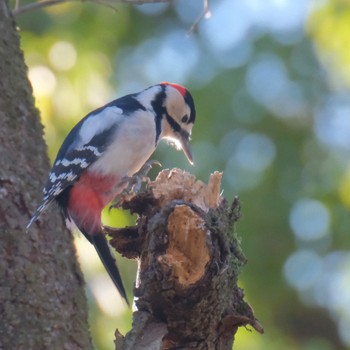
[13,0,170,16]
[15,0,21,11]
[187,0,210,35]
[14,0,68,15]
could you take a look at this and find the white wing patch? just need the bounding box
[78,106,123,146]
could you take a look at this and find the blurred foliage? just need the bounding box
[308,0,350,88]
[13,0,350,349]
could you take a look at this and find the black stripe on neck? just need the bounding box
[165,114,181,133]
[151,86,167,145]
[184,90,196,124]
[166,114,190,142]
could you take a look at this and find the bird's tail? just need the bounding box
[26,199,52,232]
[90,233,129,306]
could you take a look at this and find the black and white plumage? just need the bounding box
[27,82,196,304]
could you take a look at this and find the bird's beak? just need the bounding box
[179,130,194,165]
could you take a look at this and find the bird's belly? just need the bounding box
[67,172,123,234]
[76,172,121,201]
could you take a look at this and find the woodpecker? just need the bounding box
[27,82,196,304]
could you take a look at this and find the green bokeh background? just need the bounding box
[14,0,350,349]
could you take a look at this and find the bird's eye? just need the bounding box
[181,115,189,123]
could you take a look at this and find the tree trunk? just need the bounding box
[108,170,263,350]
[0,2,93,349]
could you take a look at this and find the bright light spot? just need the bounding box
[52,78,81,119]
[332,258,350,309]
[200,0,308,53]
[312,252,344,308]
[90,275,126,316]
[314,95,350,151]
[85,72,113,109]
[201,0,251,52]
[143,31,199,83]
[312,252,350,346]
[288,250,350,347]
[75,235,127,316]
[135,2,168,16]
[246,53,306,118]
[289,198,330,241]
[284,250,322,290]
[246,55,285,101]
[205,10,212,19]
[117,30,199,85]
[28,65,56,96]
[215,39,252,69]
[49,41,77,71]
[247,0,308,33]
[234,133,276,172]
[75,234,100,272]
[190,52,218,86]
[175,0,204,24]
[225,132,276,191]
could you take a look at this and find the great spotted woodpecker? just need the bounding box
[27,82,196,304]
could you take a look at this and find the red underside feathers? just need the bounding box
[67,172,120,235]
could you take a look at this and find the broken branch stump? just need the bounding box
[105,169,263,350]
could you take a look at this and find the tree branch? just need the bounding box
[12,0,171,16]
[105,169,263,349]
[187,0,211,35]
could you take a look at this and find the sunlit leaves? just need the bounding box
[308,0,350,87]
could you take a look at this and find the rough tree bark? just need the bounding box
[0,1,93,349]
[108,170,263,350]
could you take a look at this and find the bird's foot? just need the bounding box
[123,159,161,193]
[136,159,162,183]
[110,160,161,209]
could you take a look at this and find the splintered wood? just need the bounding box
[160,205,210,286]
[150,169,222,211]
[150,169,222,286]
[112,169,263,349]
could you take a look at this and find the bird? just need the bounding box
[26,82,196,304]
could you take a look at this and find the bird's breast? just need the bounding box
[90,113,157,177]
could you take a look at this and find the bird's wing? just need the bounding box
[26,106,123,230]
[26,93,148,231]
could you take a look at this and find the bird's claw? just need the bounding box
[136,159,162,180]
[126,159,161,192]
[110,160,161,209]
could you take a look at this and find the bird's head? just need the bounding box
[157,82,196,165]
